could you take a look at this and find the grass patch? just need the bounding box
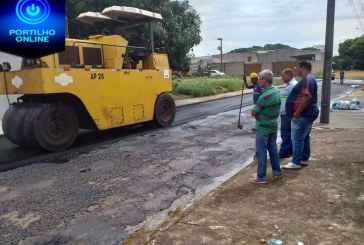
[314,71,323,79]
[314,71,364,80]
[348,76,364,80]
[172,76,283,98]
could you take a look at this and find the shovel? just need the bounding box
[237,76,245,129]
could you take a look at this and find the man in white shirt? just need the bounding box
[279,68,298,158]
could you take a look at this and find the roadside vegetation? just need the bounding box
[315,70,364,80]
[314,71,323,79]
[172,76,283,99]
[333,35,364,70]
[342,70,364,80]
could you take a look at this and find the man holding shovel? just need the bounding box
[243,72,262,104]
[240,72,262,131]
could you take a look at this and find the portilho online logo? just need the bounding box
[16,0,50,25]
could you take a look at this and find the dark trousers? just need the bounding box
[279,115,292,156]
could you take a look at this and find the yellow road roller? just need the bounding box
[0,6,175,152]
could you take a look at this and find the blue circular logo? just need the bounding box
[16,0,50,25]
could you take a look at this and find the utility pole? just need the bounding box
[217,38,223,72]
[320,0,335,124]
[65,17,69,38]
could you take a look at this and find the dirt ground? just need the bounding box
[341,70,364,79]
[235,128,364,244]
[126,125,364,244]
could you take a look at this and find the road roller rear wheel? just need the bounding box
[22,104,45,148]
[2,104,28,146]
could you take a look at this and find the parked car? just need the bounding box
[209,70,225,77]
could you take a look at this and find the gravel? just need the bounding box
[0,108,256,244]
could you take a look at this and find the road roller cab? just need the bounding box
[0,6,175,152]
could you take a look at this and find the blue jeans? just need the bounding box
[279,115,292,156]
[255,132,281,180]
[291,117,317,164]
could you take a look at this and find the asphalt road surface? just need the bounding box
[0,82,353,171]
[0,82,354,244]
[0,93,252,171]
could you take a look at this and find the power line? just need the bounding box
[355,0,364,19]
[359,0,364,28]
[349,0,364,31]
[351,0,361,26]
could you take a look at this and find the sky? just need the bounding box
[187,0,364,57]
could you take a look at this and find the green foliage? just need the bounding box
[333,55,352,70]
[314,71,323,79]
[228,44,324,54]
[263,43,292,50]
[229,43,294,53]
[65,0,202,72]
[338,39,355,57]
[151,0,202,72]
[337,36,364,70]
[301,47,320,51]
[172,77,283,98]
[173,77,242,97]
[229,46,262,53]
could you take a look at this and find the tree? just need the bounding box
[337,36,364,70]
[350,37,364,70]
[338,39,355,57]
[263,43,292,50]
[301,47,320,51]
[65,0,202,72]
[155,0,202,72]
[228,44,294,53]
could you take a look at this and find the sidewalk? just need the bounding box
[125,85,364,244]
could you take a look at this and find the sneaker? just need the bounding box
[282,162,302,169]
[249,178,267,184]
[300,160,309,166]
[273,174,282,179]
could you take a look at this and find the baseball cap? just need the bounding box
[249,72,258,79]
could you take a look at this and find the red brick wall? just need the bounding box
[244,63,262,76]
[272,61,300,76]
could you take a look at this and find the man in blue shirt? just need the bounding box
[282,61,319,169]
[340,69,345,84]
[243,72,262,132]
[243,72,262,104]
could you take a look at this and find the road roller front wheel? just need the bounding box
[154,93,176,127]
